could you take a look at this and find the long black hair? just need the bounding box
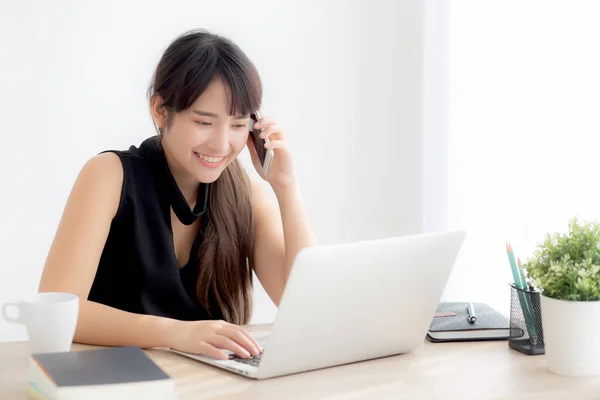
[147,29,262,323]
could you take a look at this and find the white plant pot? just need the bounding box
[540,294,600,377]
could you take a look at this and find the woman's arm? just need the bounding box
[274,185,318,280]
[38,153,176,347]
[247,115,318,306]
[38,153,259,358]
[250,182,317,307]
[39,152,123,311]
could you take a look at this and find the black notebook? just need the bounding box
[426,302,510,342]
[28,346,177,400]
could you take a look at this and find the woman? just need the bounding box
[38,29,317,360]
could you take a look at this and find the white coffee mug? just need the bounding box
[2,292,79,354]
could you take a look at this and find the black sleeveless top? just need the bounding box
[87,135,223,321]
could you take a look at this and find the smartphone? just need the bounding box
[249,111,274,177]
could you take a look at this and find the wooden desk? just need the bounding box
[2,324,600,400]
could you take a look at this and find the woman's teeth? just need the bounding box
[196,153,225,163]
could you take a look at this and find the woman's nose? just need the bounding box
[206,126,229,154]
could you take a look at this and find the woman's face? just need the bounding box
[157,77,251,184]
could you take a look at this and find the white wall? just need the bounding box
[441,1,600,316]
[0,0,427,342]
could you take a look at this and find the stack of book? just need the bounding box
[27,346,177,400]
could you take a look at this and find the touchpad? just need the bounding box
[252,332,270,348]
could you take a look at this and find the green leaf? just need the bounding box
[524,216,600,301]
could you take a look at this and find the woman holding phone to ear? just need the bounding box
[38,29,317,361]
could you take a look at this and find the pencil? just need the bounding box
[511,245,527,289]
[506,243,524,289]
[517,257,529,289]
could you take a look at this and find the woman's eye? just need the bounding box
[196,121,211,126]
[233,124,247,128]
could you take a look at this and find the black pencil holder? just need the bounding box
[508,283,545,355]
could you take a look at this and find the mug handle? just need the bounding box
[2,302,23,324]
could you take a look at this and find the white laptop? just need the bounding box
[171,230,466,379]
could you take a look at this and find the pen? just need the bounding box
[467,302,477,323]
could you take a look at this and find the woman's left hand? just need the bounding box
[247,114,297,190]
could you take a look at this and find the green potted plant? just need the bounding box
[524,217,600,377]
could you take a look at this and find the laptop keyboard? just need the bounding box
[229,353,262,367]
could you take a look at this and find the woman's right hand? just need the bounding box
[167,320,263,360]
